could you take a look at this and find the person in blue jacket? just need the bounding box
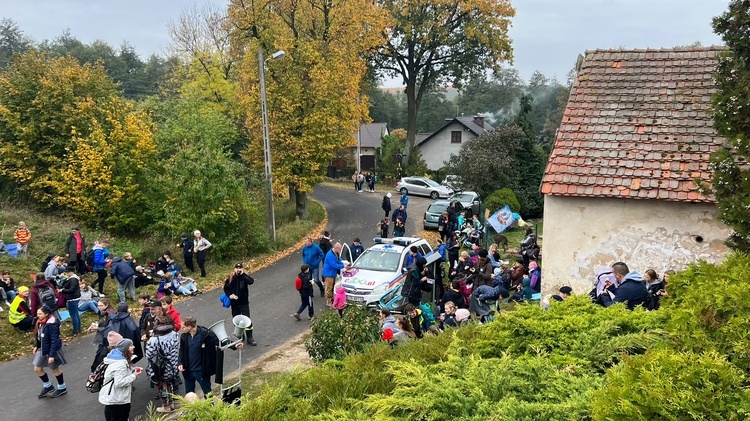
[302,237,325,297]
[604,262,649,310]
[322,242,348,307]
[91,240,110,294]
[350,238,365,262]
[33,304,68,398]
[400,191,409,209]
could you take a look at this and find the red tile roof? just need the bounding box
[541,46,727,203]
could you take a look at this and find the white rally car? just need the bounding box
[340,237,433,308]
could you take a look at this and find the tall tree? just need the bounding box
[707,0,750,252]
[368,87,406,130]
[0,51,156,232]
[0,18,32,69]
[228,0,387,219]
[457,68,524,123]
[374,0,515,164]
[513,94,546,217]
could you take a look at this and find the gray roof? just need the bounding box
[417,116,494,146]
[356,123,389,148]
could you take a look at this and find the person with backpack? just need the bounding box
[30,272,57,317]
[105,302,144,363]
[60,266,82,334]
[98,337,142,421]
[291,264,314,321]
[381,192,392,217]
[146,321,180,413]
[91,240,110,293]
[64,226,87,275]
[33,304,67,398]
[403,303,433,339]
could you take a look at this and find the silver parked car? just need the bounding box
[395,177,453,199]
[449,191,482,217]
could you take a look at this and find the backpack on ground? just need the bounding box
[38,285,59,311]
[85,361,112,393]
[148,339,171,382]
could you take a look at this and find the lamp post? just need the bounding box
[259,48,285,242]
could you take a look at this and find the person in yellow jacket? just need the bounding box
[9,286,33,331]
[13,221,31,256]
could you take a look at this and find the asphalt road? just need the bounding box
[0,183,433,420]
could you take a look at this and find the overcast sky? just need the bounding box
[0,0,729,86]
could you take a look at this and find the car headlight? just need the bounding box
[372,283,388,295]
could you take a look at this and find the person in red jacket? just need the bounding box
[30,273,56,316]
[160,295,182,331]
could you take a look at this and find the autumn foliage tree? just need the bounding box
[374,0,515,165]
[0,51,156,232]
[228,0,387,219]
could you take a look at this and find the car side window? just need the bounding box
[419,243,432,255]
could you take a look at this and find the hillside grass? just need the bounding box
[0,197,326,362]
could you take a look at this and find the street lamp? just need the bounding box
[258,48,285,242]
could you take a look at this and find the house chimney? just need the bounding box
[473,116,484,127]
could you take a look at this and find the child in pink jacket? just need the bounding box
[332,284,347,317]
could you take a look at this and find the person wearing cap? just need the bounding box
[64,226,86,274]
[223,263,257,345]
[552,286,573,302]
[381,192,392,217]
[60,266,82,334]
[33,304,67,398]
[192,230,212,277]
[91,240,111,294]
[99,336,142,420]
[8,285,33,331]
[178,232,195,274]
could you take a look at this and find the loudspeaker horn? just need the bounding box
[232,315,252,338]
[208,320,231,348]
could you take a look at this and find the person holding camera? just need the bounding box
[223,263,256,346]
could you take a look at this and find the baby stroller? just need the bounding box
[589,268,618,306]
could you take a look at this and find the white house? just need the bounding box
[540,46,732,299]
[417,116,493,170]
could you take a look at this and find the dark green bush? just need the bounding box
[484,188,521,213]
[305,305,381,364]
[591,349,750,420]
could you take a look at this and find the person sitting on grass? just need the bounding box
[170,272,200,296]
[9,285,34,331]
[78,280,102,315]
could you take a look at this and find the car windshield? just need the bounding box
[354,249,402,271]
[451,193,472,201]
[423,178,441,187]
[427,203,448,213]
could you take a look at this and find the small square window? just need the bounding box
[451,131,462,143]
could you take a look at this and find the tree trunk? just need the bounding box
[288,184,296,204]
[295,190,308,220]
[404,78,418,166]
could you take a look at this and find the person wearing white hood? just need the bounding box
[99,337,143,421]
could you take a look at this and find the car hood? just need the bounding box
[342,268,406,292]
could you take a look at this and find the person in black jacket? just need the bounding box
[178,316,222,396]
[319,231,332,256]
[178,232,195,273]
[291,265,314,321]
[223,263,256,345]
[33,304,68,398]
[381,193,392,217]
[60,267,82,334]
[401,257,428,306]
[102,302,144,363]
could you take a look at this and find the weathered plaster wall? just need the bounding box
[541,195,731,299]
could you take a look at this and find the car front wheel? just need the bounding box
[430,191,439,199]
